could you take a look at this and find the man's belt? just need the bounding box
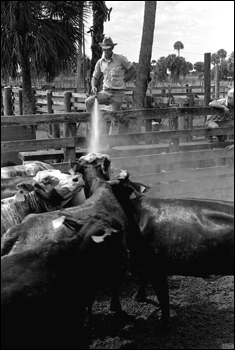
[104,89,126,92]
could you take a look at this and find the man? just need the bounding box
[85,37,136,134]
[206,87,234,142]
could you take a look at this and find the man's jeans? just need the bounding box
[85,89,129,134]
[85,89,124,113]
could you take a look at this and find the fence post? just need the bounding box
[46,90,53,135]
[178,114,187,142]
[3,87,13,116]
[47,90,60,140]
[204,53,211,106]
[63,91,76,162]
[214,64,220,99]
[18,88,23,115]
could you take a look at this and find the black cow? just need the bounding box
[1,213,127,349]
[108,171,234,327]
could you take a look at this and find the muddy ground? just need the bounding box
[76,274,234,350]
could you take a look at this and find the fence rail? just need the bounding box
[1,106,234,201]
[1,84,232,118]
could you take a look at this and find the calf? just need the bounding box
[1,213,127,349]
[1,169,85,236]
[1,160,54,178]
[109,171,234,327]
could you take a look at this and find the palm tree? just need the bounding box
[173,41,184,57]
[217,49,227,77]
[1,1,88,114]
[211,53,220,66]
[217,49,227,62]
[227,51,234,79]
[135,1,157,108]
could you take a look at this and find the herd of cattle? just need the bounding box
[1,156,234,349]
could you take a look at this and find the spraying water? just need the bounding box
[88,97,102,153]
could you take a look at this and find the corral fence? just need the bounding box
[1,84,231,117]
[1,105,234,201]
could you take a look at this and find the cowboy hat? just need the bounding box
[98,37,117,49]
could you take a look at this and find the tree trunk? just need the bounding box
[135,1,157,108]
[21,56,36,138]
[76,7,83,93]
[76,46,82,93]
[89,2,106,92]
[21,59,35,115]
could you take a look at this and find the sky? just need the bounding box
[84,1,234,66]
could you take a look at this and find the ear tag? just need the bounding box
[15,192,25,202]
[130,192,136,199]
[140,185,146,193]
[91,232,111,243]
[68,168,75,175]
[52,216,66,228]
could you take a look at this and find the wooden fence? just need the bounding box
[1,84,231,117]
[2,87,135,116]
[1,106,234,201]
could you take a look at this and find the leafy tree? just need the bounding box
[1,1,87,114]
[135,1,157,108]
[193,61,204,74]
[227,51,234,79]
[217,49,227,77]
[217,49,227,62]
[165,54,190,81]
[152,56,168,82]
[185,61,193,74]
[173,41,184,57]
[211,53,220,66]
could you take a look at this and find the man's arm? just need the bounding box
[209,100,229,112]
[124,65,137,83]
[91,77,99,94]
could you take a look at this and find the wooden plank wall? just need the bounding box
[1,107,234,201]
[5,84,230,116]
[111,148,234,201]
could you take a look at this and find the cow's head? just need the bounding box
[72,153,112,180]
[107,170,150,201]
[16,169,85,207]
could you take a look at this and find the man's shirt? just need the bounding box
[93,53,133,90]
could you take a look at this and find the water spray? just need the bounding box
[88,90,101,154]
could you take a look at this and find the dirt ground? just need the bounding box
[77,274,234,350]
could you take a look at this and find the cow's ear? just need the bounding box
[131,182,150,194]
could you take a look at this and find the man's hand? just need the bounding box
[225,144,234,151]
[91,86,98,94]
[124,65,137,83]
